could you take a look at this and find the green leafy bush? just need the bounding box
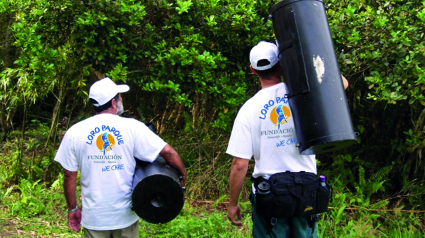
[0,0,279,135]
[321,0,425,209]
[0,0,424,212]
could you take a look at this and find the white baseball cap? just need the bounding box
[249,41,279,70]
[89,77,130,107]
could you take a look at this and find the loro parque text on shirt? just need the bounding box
[259,96,288,120]
[85,125,125,145]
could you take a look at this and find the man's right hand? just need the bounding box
[68,209,82,232]
[227,204,243,226]
[179,172,187,187]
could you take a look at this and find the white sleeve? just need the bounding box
[226,118,253,160]
[132,121,167,162]
[54,130,79,171]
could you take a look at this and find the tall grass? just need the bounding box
[0,172,424,237]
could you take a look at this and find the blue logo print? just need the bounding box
[101,132,113,155]
[276,105,288,130]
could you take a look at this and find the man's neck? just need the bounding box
[97,108,116,115]
[260,77,282,89]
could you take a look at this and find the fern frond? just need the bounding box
[370,199,389,209]
[371,164,393,182]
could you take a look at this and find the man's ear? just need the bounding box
[250,65,257,75]
[111,98,117,109]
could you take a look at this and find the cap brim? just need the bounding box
[253,61,279,71]
[117,85,130,93]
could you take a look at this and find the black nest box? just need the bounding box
[270,0,357,154]
[132,123,185,224]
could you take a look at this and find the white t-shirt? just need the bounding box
[54,114,167,230]
[226,82,316,179]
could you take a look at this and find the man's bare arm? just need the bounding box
[227,157,249,226]
[160,144,187,186]
[64,169,78,209]
[63,169,81,232]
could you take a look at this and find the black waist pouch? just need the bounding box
[270,171,318,217]
[254,171,331,218]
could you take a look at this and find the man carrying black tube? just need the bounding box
[54,77,187,237]
[226,41,347,237]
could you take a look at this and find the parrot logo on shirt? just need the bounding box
[275,105,288,130]
[101,132,113,155]
[270,104,291,129]
[96,132,115,154]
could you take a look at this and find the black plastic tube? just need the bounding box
[270,0,356,154]
[131,123,184,224]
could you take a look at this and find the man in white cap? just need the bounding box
[226,41,348,237]
[55,77,187,237]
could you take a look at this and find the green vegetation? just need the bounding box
[1,175,423,237]
[1,0,425,236]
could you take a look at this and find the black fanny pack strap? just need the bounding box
[266,213,318,235]
[265,217,277,235]
[308,214,319,234]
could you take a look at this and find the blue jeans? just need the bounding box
[250,193,317,238]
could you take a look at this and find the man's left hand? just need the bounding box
[68,209,82,232]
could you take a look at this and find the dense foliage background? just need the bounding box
[0,0,424,236]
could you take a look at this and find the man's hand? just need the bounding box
[227,204,243,226]
[341,75,349,89]
[179,172,187,187]
[68,209,82,232]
